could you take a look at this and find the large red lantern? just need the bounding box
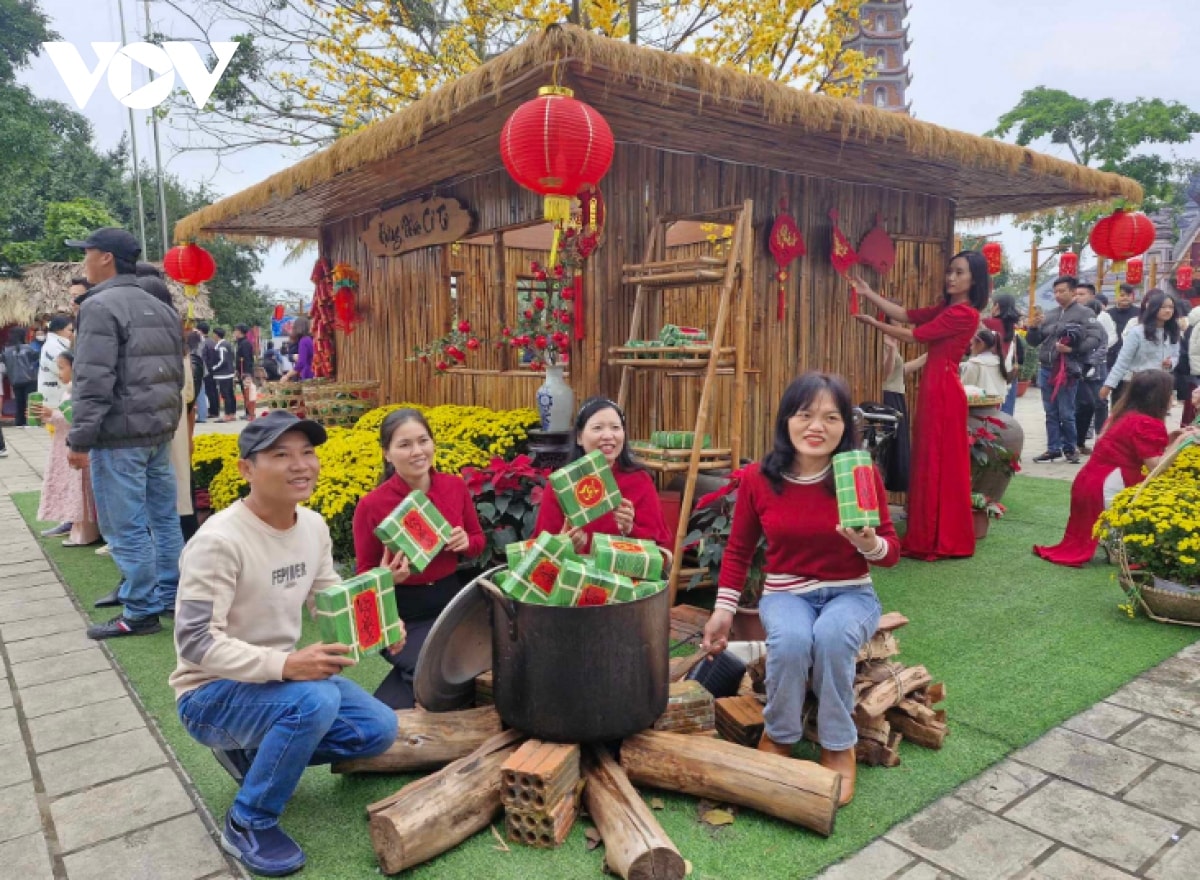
[163,242,216,318]
[1125,257,1144,286]
[500,85,615,227]
[982,241,1003,275]
[1177,263,1194,292]
[1088,209,1155,270]
[1059,251,1079,277]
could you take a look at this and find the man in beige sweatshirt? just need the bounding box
[171,410,398,877]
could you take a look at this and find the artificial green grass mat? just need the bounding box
[13,475,1199,880]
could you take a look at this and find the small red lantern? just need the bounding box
[163,243,216,317]
[1176,263,1194,292]
[1059,252,1079,277]
[1088,210,1155,269]
[273,304,285,321]
[982,241,1003,275]
[1125,257,1144,286]
[500,85,615,226]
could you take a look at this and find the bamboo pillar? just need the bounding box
[1095,258,1106,297]
[1027,244,1038,315]
[1149,256,1158,290]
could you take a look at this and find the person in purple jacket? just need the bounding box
[283,316,314,381]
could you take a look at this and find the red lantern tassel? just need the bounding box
[849,286,860,316]
[572,274,585,341]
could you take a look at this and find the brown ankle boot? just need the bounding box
[757,733,793,757]
[820,747,857,806]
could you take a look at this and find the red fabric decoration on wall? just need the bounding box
[1059,252,1079,277]
[768,198,806,321]
[1089,210,1155,265]
[500,86,614,225]
[1177,264,1194,292]
[1125,257,1143,285]
[829,208,861,314]
[857,213,896,275]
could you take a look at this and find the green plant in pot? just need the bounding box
[1018,337,1039,385]
[460,455,550,570]
[684,469,767,639]
[969,417,1021,503]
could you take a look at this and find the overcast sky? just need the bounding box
[19,0,1200,301]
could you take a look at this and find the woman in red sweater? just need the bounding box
[352,408,485,708]
[702,373,901,806]
[533,397,672,553]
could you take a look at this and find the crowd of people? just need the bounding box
[3,226,1199,876]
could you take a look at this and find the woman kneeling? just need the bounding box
[702,373,900,805]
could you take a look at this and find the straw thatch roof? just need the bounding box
[174,24,1142,243]
[15,263,215,320]
[0,279,35,327]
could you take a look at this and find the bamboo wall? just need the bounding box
[324,145,954,459]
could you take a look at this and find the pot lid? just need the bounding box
[413,567,498,711]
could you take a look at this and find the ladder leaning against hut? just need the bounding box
[610,200,752,604]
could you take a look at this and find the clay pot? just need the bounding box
[730,606,766,641]
[1016,380,1031,398]
[972,509,990,539]
[969,404,1025,504]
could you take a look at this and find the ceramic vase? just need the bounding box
[536,364,574,432]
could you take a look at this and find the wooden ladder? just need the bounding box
[612,200,753,604]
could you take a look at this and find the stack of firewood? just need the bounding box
[501,740,582,848]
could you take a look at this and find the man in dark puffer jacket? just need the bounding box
[67,228,186,640]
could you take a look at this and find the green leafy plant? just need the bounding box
[460,455,550,569]
[970,418,1021,475]
[683,470,766,606]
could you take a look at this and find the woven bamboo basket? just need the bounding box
[258,381,307,416]
[302,380,380,428]
[1109,435,1200,627]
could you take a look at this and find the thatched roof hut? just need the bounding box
[175,24,1138,241]
[14,262,214,320]
[0,279,35,327]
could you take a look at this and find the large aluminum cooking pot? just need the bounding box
[479,576,670,742]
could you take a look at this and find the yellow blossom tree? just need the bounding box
[159,0,872,152]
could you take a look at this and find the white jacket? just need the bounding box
[37,333,71,408]
[960,353,1009,398]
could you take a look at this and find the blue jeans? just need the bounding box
[759,587,882,750]
[1002,379,1018,416]
[1038,366,1079,454]
[89,443,183,620]
[195,384,208,423]
[178,677,398,828]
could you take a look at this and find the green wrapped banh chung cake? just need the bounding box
[315,567,406,662]
[832,450,881,529]
[555,561,638,606]
[502,532,578,605]
[373,490,453,572]
[548,450,622,528]
[590,534,664,581]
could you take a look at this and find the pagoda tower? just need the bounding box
[845,0,912,114]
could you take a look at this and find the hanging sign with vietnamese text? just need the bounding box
[360,196,474,258]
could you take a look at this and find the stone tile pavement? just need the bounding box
[0,428,242,879]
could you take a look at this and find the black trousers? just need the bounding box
[216,377,236,416]
[1075,377,1109,442]
[203,374,219,418]
[11,382,34,427]
[373,573,465,709]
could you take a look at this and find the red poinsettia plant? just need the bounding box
[460,455,551,568]
[683,467,767,606]
[969,416,1021,474]
[411,317,482,373]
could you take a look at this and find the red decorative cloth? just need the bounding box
[1033,413,1169,567]
[857,213,896,275]
[829,208,861,314]
[902,301,980,561]
[769,199,806,321]
[533,465,672,552]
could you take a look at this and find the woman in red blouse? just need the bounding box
[352,408,485,708]
[1035,371,1194,566]
[533,397,672,553]
[851,252,989,560]
[701,373,901,806]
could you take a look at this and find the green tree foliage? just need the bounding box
[0,0,55,82]
[39,199,116,261]
[987,87,1200,252]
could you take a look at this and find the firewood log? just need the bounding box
[885,710,948,749]
[368,729,525,875]
[620,730,841,837]
[332,706,503,774]
[857,665,932,718]
[875,612,910,632]
[584,746,686,880]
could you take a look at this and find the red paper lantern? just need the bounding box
[273,304,285,321]
[500,86,615,224]
[982,241,1003,275]
[1177,264,1194,291]
[1059,252,1079,277]
[1088,210,1155,264]
[1125,257,1144,286]
[163,243,217,289]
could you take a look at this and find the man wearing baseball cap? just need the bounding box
[66,227,186,639]
[171,410,399,877]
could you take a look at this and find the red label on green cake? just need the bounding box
[402,509,439,550]
[853,466,877,511]
[353,589,382,649]
[579,585,609,606]
[611,540,644,553]
[575,475,604,508]
[530,560,560,594]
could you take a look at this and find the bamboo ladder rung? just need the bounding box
[621,269,727,287]
[622,256,726,272]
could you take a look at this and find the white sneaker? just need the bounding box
[0,448,7,458]
[95,544,111,556]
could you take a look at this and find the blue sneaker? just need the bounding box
[221,814,306,877]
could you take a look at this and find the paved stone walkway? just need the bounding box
[0,427,240,880]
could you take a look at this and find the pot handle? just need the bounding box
[478,578,519,641]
